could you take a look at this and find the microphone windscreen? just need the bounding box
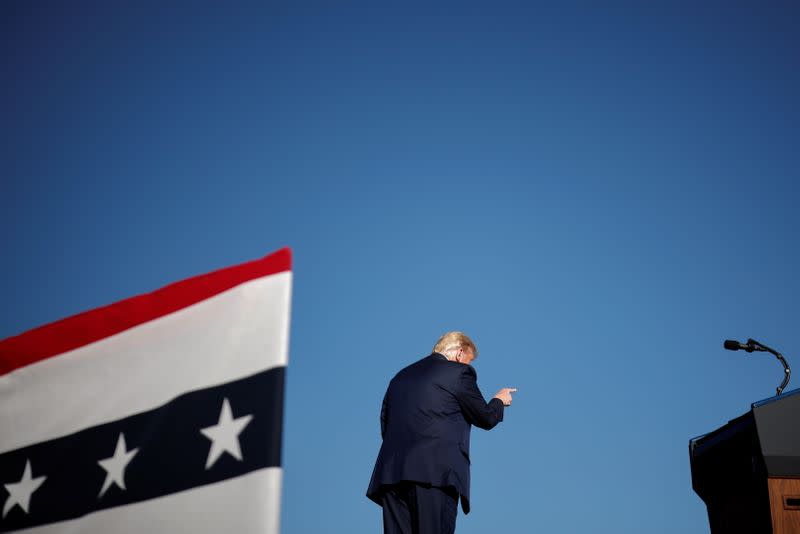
[723,339,741,351]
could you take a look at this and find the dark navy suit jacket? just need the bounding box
[366,352,504,514]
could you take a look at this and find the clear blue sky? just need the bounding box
[2,2,799,533]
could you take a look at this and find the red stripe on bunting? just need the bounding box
[0,247,292,376]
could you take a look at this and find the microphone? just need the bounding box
[723,339,762,353]
[722,337,791,396]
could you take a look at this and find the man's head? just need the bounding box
[433,331,477,365]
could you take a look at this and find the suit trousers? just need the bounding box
[381,482,458,534]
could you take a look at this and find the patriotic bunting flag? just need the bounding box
[0,248,292,533]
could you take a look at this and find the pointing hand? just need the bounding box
[494,388,517,406]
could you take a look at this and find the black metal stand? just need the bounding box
[748,338,791,396]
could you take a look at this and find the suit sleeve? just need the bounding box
[380,391,388,439]
[455,365,504,430]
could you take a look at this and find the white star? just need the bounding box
[3,459,46,518]
[97,433,139,498]
[200,398,253,469]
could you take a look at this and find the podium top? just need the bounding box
[690,387,800,481]
[752,385,800,408]
[750,387,800,475]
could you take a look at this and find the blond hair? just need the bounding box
[433,331,478,359]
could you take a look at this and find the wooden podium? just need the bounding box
[690,388,800,533]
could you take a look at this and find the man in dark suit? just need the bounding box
[367,332,516,534]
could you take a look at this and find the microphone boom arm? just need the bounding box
[749,338,791,395]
